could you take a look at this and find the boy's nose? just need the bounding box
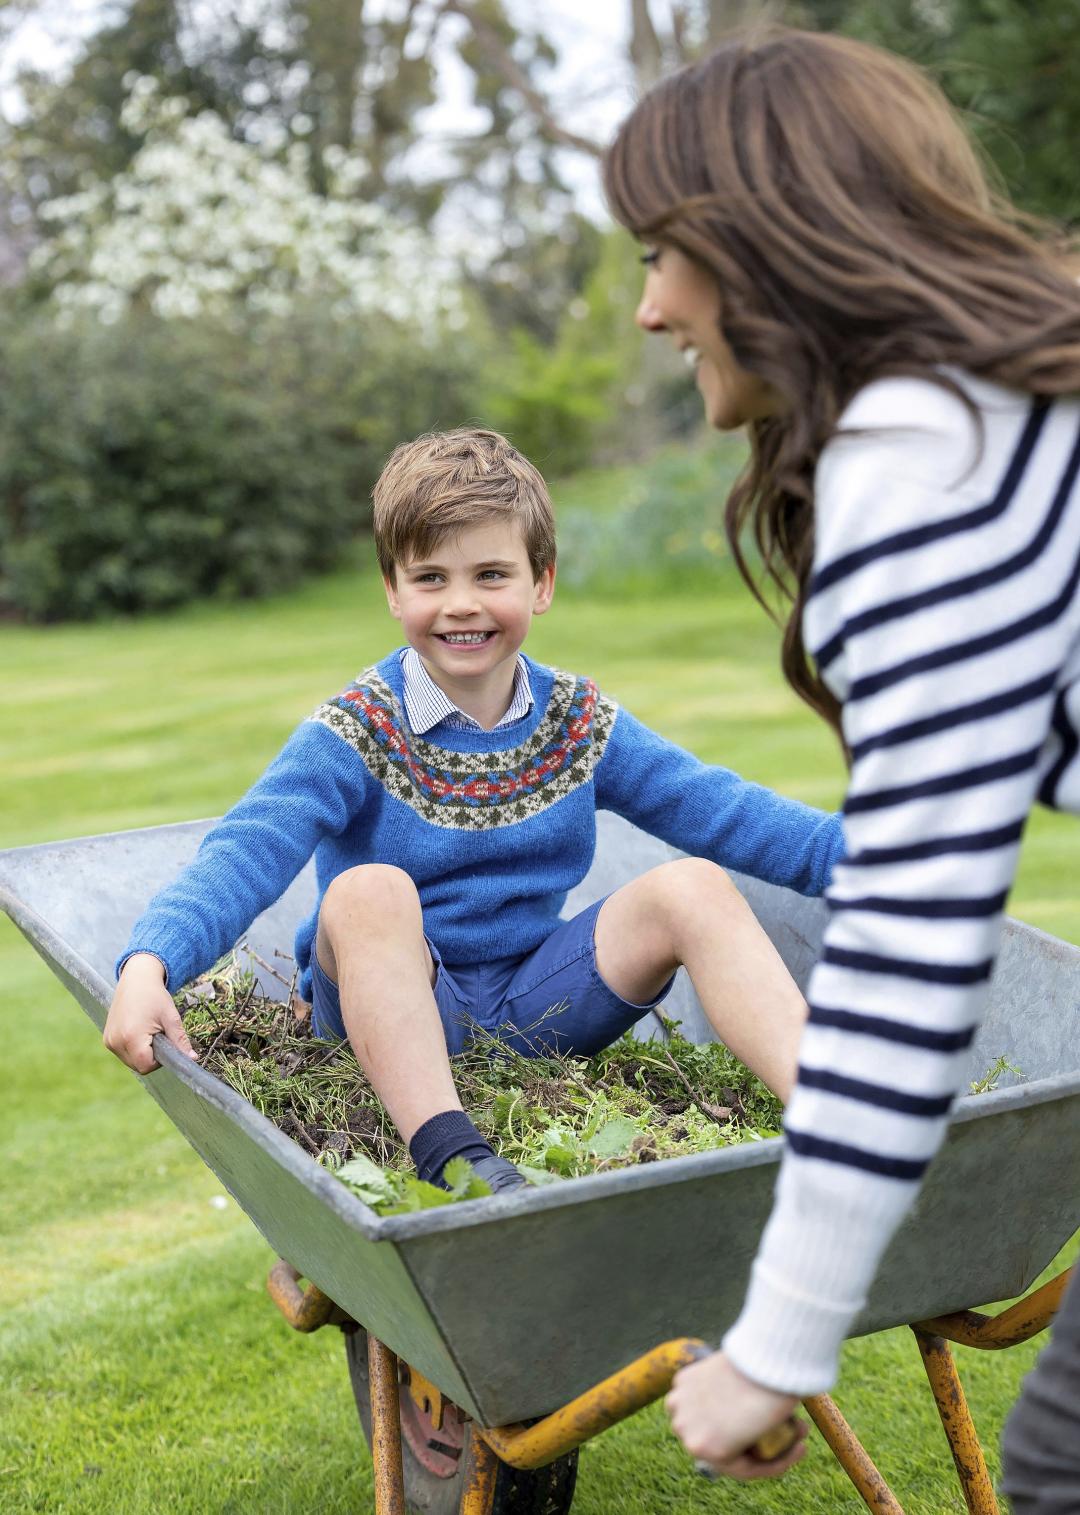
[446,589,481,616]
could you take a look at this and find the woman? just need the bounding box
[604,26,1080,1502]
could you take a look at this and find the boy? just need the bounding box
[105,428,843,1193]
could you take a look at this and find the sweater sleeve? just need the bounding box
[722,377,1067,1393]
[593,705,843,896]
[118,719,370,991]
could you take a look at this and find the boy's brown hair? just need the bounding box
[373,428,557,581]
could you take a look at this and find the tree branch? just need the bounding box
[438,0,605,159]
[630,0,665,89]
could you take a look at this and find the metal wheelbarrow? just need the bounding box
[3,811,1078,1514]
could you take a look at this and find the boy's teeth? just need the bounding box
[441,632,490,643]
[683,346,701,370]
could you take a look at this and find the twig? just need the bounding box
[200,978,258,1063]
[304,1039,350,1073]
[242,946,293,989]
[648,1010,731,1124]
[286,1121,322,1158]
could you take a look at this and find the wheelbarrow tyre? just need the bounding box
[346,1326,578,1514]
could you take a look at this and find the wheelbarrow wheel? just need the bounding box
[345,1326,578,1514]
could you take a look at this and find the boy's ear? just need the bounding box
[532,562,556,616]
[383,573,402,620]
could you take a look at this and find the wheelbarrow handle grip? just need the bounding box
[747,1417,801,1462]
[683,1343,801,1464]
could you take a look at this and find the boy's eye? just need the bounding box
[478,569,505,581]
[413,572,442,584]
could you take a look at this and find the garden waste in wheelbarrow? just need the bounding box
[3,812,1078,1514]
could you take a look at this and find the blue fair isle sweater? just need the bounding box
[121,651,844,997]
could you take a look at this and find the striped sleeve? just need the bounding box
[722,374,1080,1393]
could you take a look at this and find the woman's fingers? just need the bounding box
[666,1350,803,1482]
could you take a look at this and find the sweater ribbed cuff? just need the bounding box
[720,1152,918,1395]
[116,948,171,988]
[722,1257,861,1394]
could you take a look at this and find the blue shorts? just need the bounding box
[309,895,674,1058]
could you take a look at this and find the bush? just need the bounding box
[555,438,748,595]
[480,326,619,479]
[0,305,479,620]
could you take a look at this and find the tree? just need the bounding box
[26,76,464,328]
[825,0,1080,221]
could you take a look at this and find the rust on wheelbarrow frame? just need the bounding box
[269,1262,1072,1515]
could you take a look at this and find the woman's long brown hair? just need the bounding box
[604,27,1080,734]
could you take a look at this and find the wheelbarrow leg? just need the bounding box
[912,1330,998,1515]
[459,1429,500,1515]
[368,1335,406,1515]
[802,1394,906,1513]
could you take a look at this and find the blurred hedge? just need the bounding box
[0,306,479,620]
[556,440,747,596]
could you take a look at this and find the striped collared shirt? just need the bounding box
[399,646,533,734]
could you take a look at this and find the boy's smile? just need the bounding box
[384,520,555,729]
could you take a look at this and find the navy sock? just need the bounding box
[408,1110,496,1188]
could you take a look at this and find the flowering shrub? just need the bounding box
[28,77,463,330]
[0,77,486,621]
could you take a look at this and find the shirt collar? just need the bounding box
[399,647,534,735]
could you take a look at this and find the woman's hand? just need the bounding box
[103,953,197,1073]
[666,1350,808,1481]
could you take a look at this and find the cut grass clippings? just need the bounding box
[179,952,784,1213]
[180,952,1019,1220]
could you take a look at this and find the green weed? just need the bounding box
[179,955,784,1208]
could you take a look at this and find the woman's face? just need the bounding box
[635,244,777,431]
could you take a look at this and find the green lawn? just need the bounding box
[2,554,1077,1514]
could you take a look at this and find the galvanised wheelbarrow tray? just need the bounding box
[3,813,1078,1515]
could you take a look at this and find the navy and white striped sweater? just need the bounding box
[724,371,1080,1393]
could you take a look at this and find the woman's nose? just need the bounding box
[635,294,666,331]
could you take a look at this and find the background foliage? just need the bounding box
[0,304,479,618]
[0,0,1076,621]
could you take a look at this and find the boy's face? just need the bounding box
[384,519,555,694]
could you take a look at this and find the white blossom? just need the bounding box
[36,76,463,333]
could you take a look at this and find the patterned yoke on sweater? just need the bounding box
[120,650,843,1002]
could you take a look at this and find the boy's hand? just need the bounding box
[666,1350,807,1481]
[103,953,198,1074]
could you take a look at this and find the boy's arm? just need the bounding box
[106,719,368,1071]
[594,706,844,896]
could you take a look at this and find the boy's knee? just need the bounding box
[651,857,737,917]
[320,864,421,941]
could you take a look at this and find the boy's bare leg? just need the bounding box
[315,863,461,1142]
[592,859,806,1102]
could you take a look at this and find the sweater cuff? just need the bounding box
[720,1153,918,1394]
[722,1257,860,1394]
[116,948,172,988]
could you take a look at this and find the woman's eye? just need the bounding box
[639,247,660,267]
